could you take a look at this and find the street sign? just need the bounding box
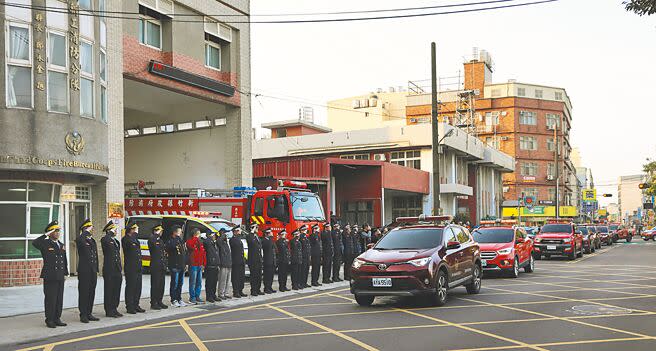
[598,209,608,216]
[524,196,536,209]
[582,189,597,201]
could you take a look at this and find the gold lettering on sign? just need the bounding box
[0,155,109,173]
[35,40,44,50]
[36,65,44,74]
[69,0,80,89]
[36,81,45,91]
[70,78,80,91]
[69,45,79,60]
[71,61,80,75]
[35,23,44,33]
[36,53,45,63]
[35,13,44,22]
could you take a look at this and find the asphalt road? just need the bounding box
[11,240,656,351]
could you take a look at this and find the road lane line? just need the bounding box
[446,336,651,351]
[179,320,209,351]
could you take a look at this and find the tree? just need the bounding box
[642,158,656,196]
[623,0,656,16]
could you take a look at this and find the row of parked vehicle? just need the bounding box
[531,222,632,260]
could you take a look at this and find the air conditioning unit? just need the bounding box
[547,175,555,181]
[500,136,509,141]
[501,111,507,116]
[374,153,386,161]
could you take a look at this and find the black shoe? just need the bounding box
[136,307,146,313]
[127,309,137,314]
[88,314,100,321]
[233,293,241,298]
[114,311,124,317]
[251,291,258,296]
[224,295,232,299]
[46,321,57,328]
[159,303,168,309]
[206,298,215,303]
[292,286,299,290]
[80,316,89,323]
[151,304,162,310]
[240,292,248,297]
[55,320,67,326]
[106,312,119,318]
[312,282,321,287]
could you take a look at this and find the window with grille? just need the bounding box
[519,111,537,125]
[341,201,373,226]
[390,150,421,169]
[520,163,538,176]
[546,113,560,128]
[519,136,537,150]
[391,196,423,220]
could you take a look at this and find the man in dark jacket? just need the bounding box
[276,229,290,291]
[332,223,343,282]
[203,231,221,303]
[352,224,363,255]
[309,224,322,286]
[299,225,311,288]
[321,223,334,284]
[262,228,277,294]
[360,224,372,253]
[342,225,355,280]
[246,223,263,296]
[101,221,122,318]
[229,227,247,298]
[148,225,168,309]
[122,223,144,314]
[217,229,232,300]
[290,229,302,290]
[76,219,99,323]
[33,220,68,328]
[166,226,186,307]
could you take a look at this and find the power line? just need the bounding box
[2,0,558,24]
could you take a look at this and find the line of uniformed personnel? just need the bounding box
[33,218,385,328]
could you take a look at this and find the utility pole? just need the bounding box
[431,42,441,215]
[554,118,560,219]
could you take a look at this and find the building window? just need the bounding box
[547,163,555,177]
[485,112,499,125]
[100,48,107,123]
[79,0,92,10]
[519,136,537,150]
[519,111,537,125]
[6,23,32,108]
[548,188,556,201]
[274,128,287,138]
[491,89,501,97]
[485,137,500,150]
[160,124,174,133]
[517,87,526,97]
[139,17,162,49]
[547,137,555,152]
[554,91,563,100]
[47,31,68,113]
[521,188,539,199]
[520,162,538,176]
[80,78,94,117]
[205,42,221,70]
[535,89,543,98]
[392,196,423,220]
[546,113,560,129]
[390,150,421,169]
[341,201,373,226]
[100,86,108,123]
[340,154,370,160]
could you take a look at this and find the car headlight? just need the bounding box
[408,257,432,267]
[497,248,512,255]
[563,238,572,243]
[352,258,365,269]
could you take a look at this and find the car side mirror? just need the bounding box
[446,241,461,250]
[366,243,375,250]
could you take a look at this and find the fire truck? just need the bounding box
[124,180,326,238]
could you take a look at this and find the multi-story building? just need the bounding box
[618,174,645,224]
[0,0,251,286]
[327,89,408,132]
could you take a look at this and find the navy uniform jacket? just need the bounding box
[300,234,311,264]
[122,234,142,274]
[309,232,322,257]
[342,232,355,256]
[332,229,343,257]
[101,233,122,276]
[262,236,277,267]
[217,237,232,268]
[321,230,334,258]
[246,233,263,268]
[33,234,68,280]
[148,234,167,270]
[277,237,291,265]
[76,230,98,273]
[203,236,221,268]
[290,237,302,264]
[229,236,245,266]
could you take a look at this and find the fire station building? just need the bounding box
[254,121,514,227]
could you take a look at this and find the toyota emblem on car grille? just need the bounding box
[377,264,388,271]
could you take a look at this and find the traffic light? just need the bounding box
[639,183,649,190]
[602,194,612,197]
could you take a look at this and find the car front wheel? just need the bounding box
[509,257,520,278]
[355,294,374,306]
[432,270,448,306]
[466,264,482,294]
[524,254,535,273]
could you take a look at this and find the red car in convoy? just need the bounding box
[596,225,613,245]
[350,215,482,307]
[642,228,656,241]
[609,223,632,242]
[534,221,584,260]
[472,221,535,278]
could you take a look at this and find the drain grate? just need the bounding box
[571,305,632,316]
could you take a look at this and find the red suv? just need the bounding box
[534,222,583,260]
[472,223,534,278]
[350,215,481,307]
[609,223,631,242]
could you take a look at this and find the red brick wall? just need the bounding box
[0,260,43,287]
[123,36,240,106]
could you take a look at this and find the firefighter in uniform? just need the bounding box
[262,228,277,294]
[203,229,221,303]
[309,224,322,286]
[33,220,68,328]
[321,222,334,284]
[101,221,122,318]
[230,227,247,298]
[76,219,99,323]
[276,229,290,291]
[246,223,264,296]
[300,225,311,288]
[342,224,355,280]
[122,223,144,314]
[290,229,303,290]
[148,225,168,309]
[331,223,343,282]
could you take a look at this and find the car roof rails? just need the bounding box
[392,214,454,228]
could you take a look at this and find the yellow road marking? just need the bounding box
[179,320,209,351]
[80,341,194,351]
[266,304,380,351]
[447,336,651,351]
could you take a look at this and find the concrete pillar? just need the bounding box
[225,107,252,187]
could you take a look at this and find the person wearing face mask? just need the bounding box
[33,220,68,328]
[229,227,247,298]
[290,229,302,290]
[166,226,187,307]
[261,228,277,294]
[76,219,99,323]
[299,224,311,288]
[246,223,263,296]
[186,228,207,304]
[122,223,144,314]
[101,221,123,318]
[276,229,290,292]
[148,225,168,310]
[217,228,232,300]
[203,229,221,303]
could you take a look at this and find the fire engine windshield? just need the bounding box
[290,193,325,221]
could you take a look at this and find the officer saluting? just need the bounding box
[276,229,290,292]
[76,219,99,323]
[262,228,277,294]
[290,229,303,290]
[229,227,247,298]
[148,225,168,310]
[122,223,145,314]
[321,223,334,284]
[332,223,343,282]
[246,223,264,296]
[309,224,322,287]
[33,220,68,328]
[101,221,122,318]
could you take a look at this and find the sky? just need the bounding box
[249,0,656,206]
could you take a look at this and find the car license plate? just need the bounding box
[481,260,487,267]
[547,245,557,250]
[372,278,392,287]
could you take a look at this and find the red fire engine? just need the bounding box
[125,180,326,238]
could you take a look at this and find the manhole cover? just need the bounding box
[571,305,632,315]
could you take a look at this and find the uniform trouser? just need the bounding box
[250,264,262,293]
[311,256,321,284]
[290,263,301,288]
[322,254,333,282]
[103,273,122,314]
[150,267,165,306]
[231,264,245,294]
[263,264,275,291]
[125,271,142,310]
[278,262,289,289]
[43,279,64,323]
[332,255,343,280]
[218,267,231,297]
[204,267,219,300]
[78,270,97,317]
[301,262,310,286]
[344,255,354,280]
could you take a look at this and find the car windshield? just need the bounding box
[579,227,589,234]
[374,228,444,250]
[207,221,234,232]
[609,225,619,230]
[472,229,514,243]
[597,226,609,233]
[290,192,325,221]
[541,224,572,233]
